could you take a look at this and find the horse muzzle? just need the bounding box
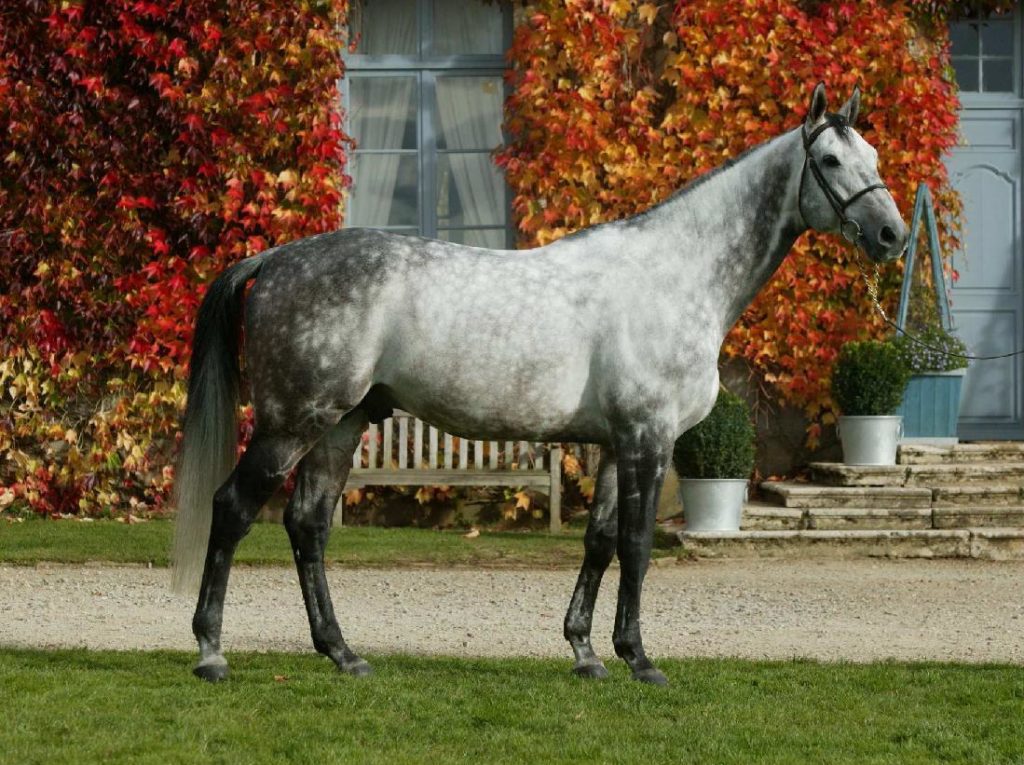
[859,218,907,264]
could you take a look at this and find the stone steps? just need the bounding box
[678,528,1024,560]
[742,502,802,530]
[804,507,932,530]
[677,442,1024,559]
[932,505,1024,528]
[761,481,931,509]
[809,461,1024,487]
[740,502,1024,531]
[932,485,1023,505]
[899,442,1024,464]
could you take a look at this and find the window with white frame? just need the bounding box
[343,0,512,249]
[950,9,1019,94]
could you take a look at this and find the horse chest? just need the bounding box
[596,319,718,436]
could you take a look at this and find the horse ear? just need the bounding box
[805,82,828,131]
[838,86,861,126]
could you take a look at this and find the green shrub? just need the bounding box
[894,325,968,373]
[672,390,756,479]
[831,341,910,416]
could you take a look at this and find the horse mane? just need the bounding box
[617,131,784,229]
[552,112,853,241]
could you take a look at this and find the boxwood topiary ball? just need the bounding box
[672,389,756,480]
[831,340,910,416]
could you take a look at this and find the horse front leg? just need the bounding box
[284,409,372,676]
[564,451,617,679]
[612,434,671,685]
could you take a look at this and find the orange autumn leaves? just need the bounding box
[498,0,996,441]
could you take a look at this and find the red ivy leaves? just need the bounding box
[1,0,350,514]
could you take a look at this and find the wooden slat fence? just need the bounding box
[345,411,563,533]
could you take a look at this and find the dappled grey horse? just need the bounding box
[173,83,906,685]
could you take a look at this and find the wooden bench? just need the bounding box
[341,411,563,532]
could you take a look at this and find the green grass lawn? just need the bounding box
[2,649,1022,765]
[4,522,1020,764]
[0,518,678,568]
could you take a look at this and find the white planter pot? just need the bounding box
[837,415,903,466]
[678,478,747,532]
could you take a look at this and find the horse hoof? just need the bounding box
[193,656,229,683]
[340,659,374,678]
[633,667,668,686]
[572,661,609,680]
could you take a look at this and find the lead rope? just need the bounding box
[858,262,1024,362]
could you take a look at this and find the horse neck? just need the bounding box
[633,128,807,336]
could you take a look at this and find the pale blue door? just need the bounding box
[947,7,1024,439]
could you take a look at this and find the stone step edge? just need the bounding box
[758,482,1023,509]
[760,481,932,508]
[933,504,1024,514]
[811,461,1024,474]
[809,462,1024,487]
[933,484,1024,498]
[746,502,1024,516]
[899,443,1024,465]
[743,504,1024,531]
[677,528,1024,560]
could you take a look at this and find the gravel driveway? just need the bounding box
[2,559,1022,664]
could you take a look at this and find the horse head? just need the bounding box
[797,82,907,263]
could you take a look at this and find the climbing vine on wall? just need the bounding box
[498,0,1013,444]
[2,0,1016,517]
[0,0,350,515]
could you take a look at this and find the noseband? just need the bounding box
[798,120,888,244]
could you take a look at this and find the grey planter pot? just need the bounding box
[678,478,747,532]
[837,415,903,465]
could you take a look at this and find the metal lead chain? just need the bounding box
[859,262,888,322]
[857,259,1024,363]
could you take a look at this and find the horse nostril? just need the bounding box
[879,225,897,246]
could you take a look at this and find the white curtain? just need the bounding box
[354,0,416,55]
[348,1,416,227]
[435,77,504,231]
[433,0,503,55]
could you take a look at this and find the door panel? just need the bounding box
[947,109,1024,438]
[955,163,1018,291]
[955,310,1017,420]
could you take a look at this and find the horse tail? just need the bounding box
[171,253,267,595]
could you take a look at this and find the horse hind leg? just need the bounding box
[284,408,371,676]
[192,430,313,682]
[563,451,618,679]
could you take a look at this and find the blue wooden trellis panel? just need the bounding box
[895,183,954,332]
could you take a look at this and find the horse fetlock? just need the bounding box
[567,634,609,679]
[616,645,666,684]
[613,638,647,666]
[566,632,596,658]
[192,611,222,646]
[563,615,592,642]
[311,628,345,657]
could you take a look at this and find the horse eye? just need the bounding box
[823,155,841,168]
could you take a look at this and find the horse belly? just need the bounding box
[378,342,601,442]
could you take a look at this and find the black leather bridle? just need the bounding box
[798,120,888,245]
